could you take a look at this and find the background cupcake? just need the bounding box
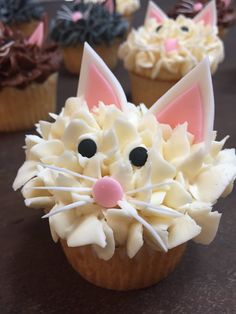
[168,0,236,38]
[50,1,128,73]
[0,0,45,37]
[119,1,224,107]
[0,23,61,132]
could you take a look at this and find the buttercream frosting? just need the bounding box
[0,23,61,90]
[118,15,224,80]
[13,99,236,260]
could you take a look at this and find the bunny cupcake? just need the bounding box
[50,0,128,73]
[0,0,45,37]
[119,0,224,107]
[13,43,236,290]
[168,0,236,38]
[0,23,61,132]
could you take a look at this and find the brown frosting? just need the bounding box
[0,23,61,90]
[168,0,236,27]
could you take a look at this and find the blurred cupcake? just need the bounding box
[50,1,128,73]
[0,23,61,132]
[119,1,224,107]
[80,0,140,26]
[0,0,45,37]
[168,0,236,38]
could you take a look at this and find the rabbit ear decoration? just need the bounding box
[104,0,114,13]
[149,58,214,150]
[77,43,127,111]
[194,0,217,27]
[145,1,167,24]
[27,22,44,47]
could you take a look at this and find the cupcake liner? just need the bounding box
[10,20,40,37]
[0,73,58,132]
[60,240,186,291]
[130,72,177,108]
[218,26,229,39]
[62,41,121,74]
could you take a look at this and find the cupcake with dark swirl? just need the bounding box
[168,0,236,37]
[0,23,61,132]
[0,0,45,37]
[50,0,128,73]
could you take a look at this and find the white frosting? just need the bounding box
[119,16,224,80]
[13,99,236,260]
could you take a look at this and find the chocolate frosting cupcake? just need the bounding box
[0,23,61,90]
[50,1,128,47]
[0,0,44,25]
[168,0,236,27]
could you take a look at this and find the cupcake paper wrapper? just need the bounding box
[0,73,58,132]
[61,240,186,291]
[62,41,121,74]
[130,72,177,107]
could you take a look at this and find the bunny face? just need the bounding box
[13,43,236,260]
[119,1,224,80]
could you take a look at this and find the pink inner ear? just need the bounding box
[148,8,165,23]
[200,10,213,25]
[85,63,121,110]
[156,84,204,143]
[105,0,114,13]
[27,22,44,47]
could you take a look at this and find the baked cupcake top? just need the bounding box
[168,0,236,28]
[0,0,44,25]
[0,23,61,90]
[50,1,128,47]
[119,1,224,80]
[13,44,236,260]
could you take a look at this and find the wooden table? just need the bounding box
[1,1,236,313]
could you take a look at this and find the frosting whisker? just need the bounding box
[126,180,174,195]
[118,200,168,252]
[128,198,182,218]
[40,164,97,182]
[42,199,94,219]
[27,186,92,193]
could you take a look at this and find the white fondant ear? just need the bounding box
[145,1,167,24]
[77,43,127,111]
[194,0,217,27]
[149,58,214,150]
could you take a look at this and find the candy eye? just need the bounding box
[156,25,162,32]
[129,147,148,167]
[181,26,189,32]
[78,139,97,158]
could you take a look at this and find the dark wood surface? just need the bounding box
[1,1,236,313]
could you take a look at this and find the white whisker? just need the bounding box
[126,180,174,195]
[40,164,97,183]
[42,199,94,219]
[128,198,182,218]
[27,186,92,193]
[61,5,73,14]
[118,200,167,252]
[57,13,71,19]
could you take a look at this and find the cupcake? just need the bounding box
[0,23,61,132]
[80,0,140,25]
[0,0,45,37]
[119,0,224,107]
[50,0,128,73]
[168,0,236,38]
[13,43,236,290]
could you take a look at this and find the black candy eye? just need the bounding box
[78,139,97,158]
[129,147,148,167]
[181,26,189,32]
[156,25,162,32]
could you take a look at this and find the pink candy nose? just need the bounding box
[164,38,178,53]
[92,177,123,208]
[72,11,83,22]
[193,2,203,12]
